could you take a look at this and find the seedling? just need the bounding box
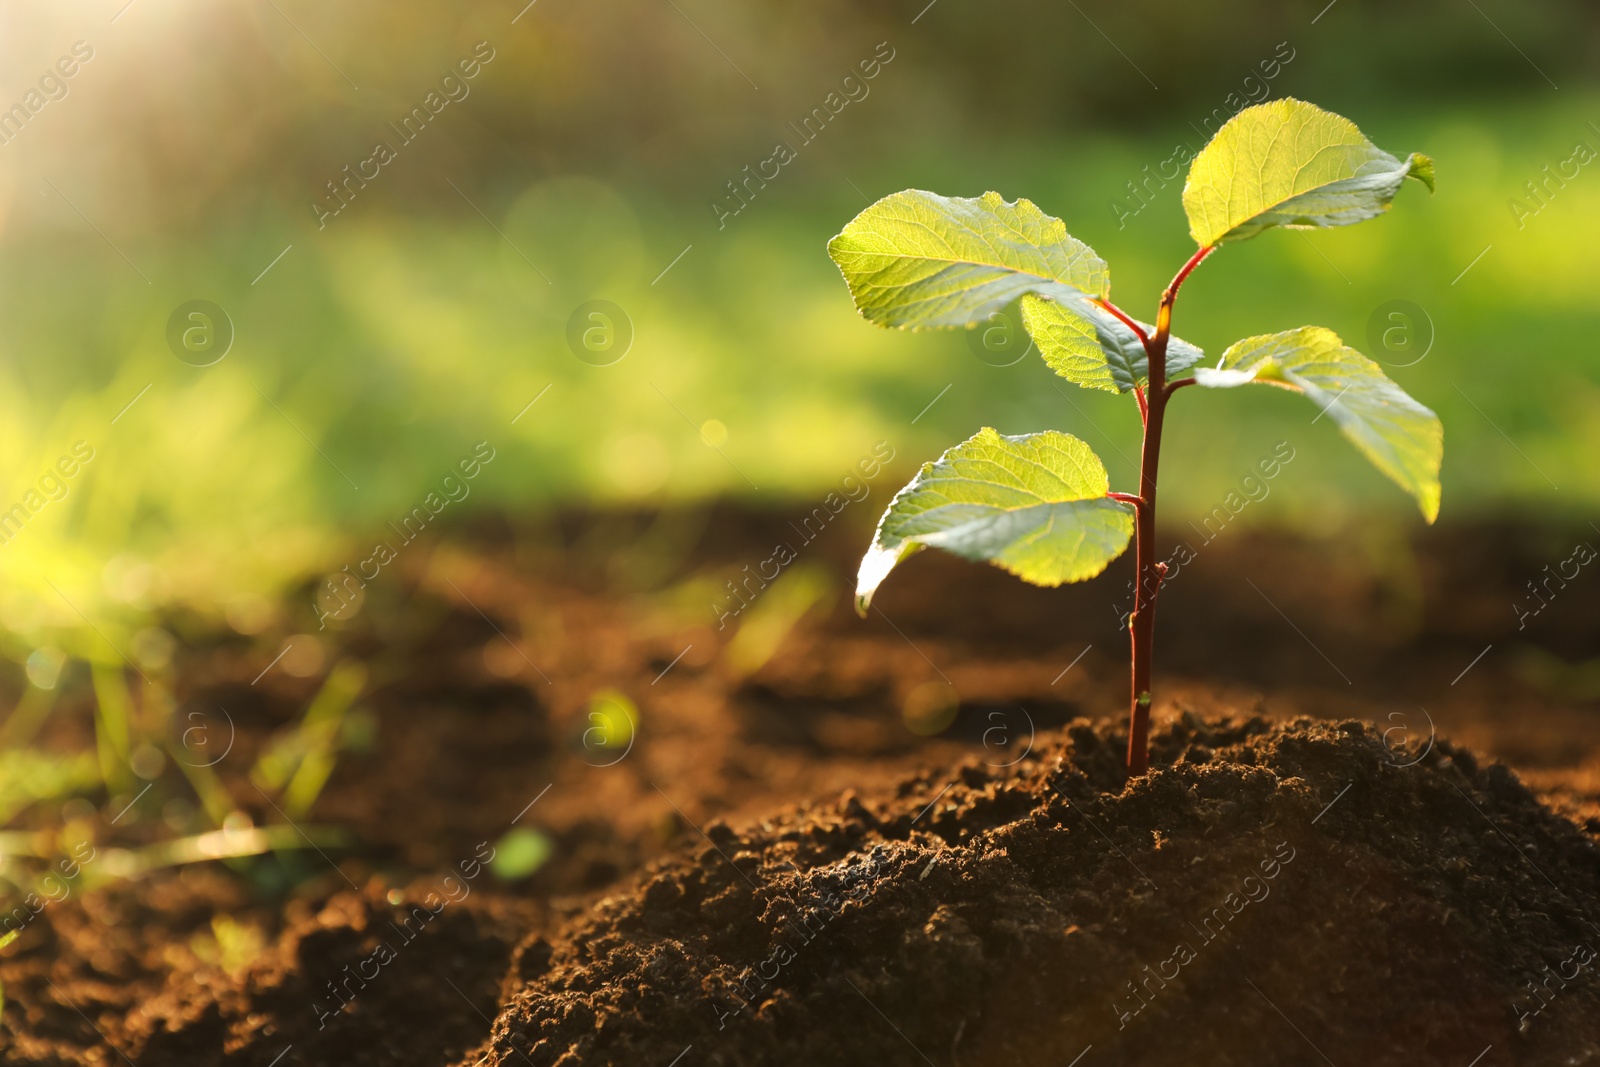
[829,99,1441,775]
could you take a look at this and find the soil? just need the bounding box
[483,716,1600,1067]
[3,506,1600,1066]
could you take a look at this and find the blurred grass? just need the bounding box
[0,94,1597,661]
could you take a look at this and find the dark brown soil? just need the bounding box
[480,716,1600,1067]
[4,508,1600,1065]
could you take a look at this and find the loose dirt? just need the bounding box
[3,509,1599,1065]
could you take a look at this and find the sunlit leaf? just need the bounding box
[856,428,1133,613]
[1021,295,1206,393]
[1183,98,1434,248]
[827,190,1109,328]
[1194,327,1442,521]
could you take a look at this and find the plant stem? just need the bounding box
[1124,357,1166,776]
[1166,244,1216,309]
[1123,244,1215,776]
[1095,298,1148,345]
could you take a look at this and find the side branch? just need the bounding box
[1095,298,1149,347]
[1165,244,1216,304]
[1154,245,1216,348]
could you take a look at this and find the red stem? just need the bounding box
[1124,369,1166,776]
[1123,243,1216,777]
[1095,298,1149,345]
[1166,245,1216,306]
[1107,491,1143,507]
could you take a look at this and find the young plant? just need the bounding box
[829,99,1441,775]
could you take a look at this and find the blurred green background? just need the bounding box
[0,0,1596,660]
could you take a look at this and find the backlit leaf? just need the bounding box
[1021,295,1206,393]
[1183,98,1434,248]
[829,190,1190,393]
[827,190,1108,328]
[1193,327,1442,521]
[856,428,1133,613]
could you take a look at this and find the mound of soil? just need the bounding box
[463,715,1600,1066]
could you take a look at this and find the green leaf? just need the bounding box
[1021,294,1206,393]
[1194,327,1442,521]
[856,428,1134,613]
[1182,98,1435,248]
[827,190,1109,329]
[828,190,1179,393]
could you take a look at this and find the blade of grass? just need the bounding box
[278,661,367,819]
[128,822,350,874]
[166,744,237,827]
[0,927,18,1023]
[89,665,136,794]
[0,684,60,750]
